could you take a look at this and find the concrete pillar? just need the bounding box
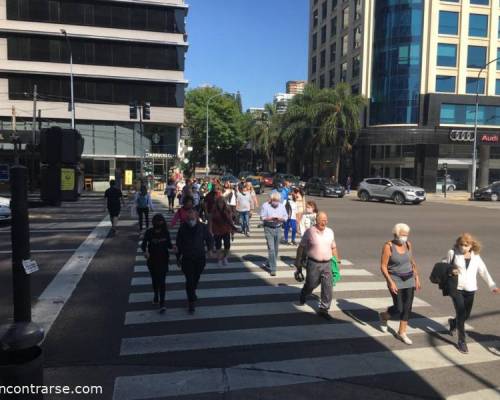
[415,144,439,192]
[479,145,490,188]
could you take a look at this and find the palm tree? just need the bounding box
[248,103,280,171]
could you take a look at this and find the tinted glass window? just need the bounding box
[470,0,488,4]
[437,43,457,67]
[466,77,485,94]
[436,75,456,93]
[440,103,500,126]
[467,46,487,68]
[469,14,488,37]
[366,179,379,185]
[496,79,500,95]
[439,11,459,35]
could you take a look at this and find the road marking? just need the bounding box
[32,218,110,337]
[446,387,500,399]
[133,260,295,272]
[128,281,389,303]
[120,316,463,355]
[114,341,498,400]
[0,249,78,254]
[124,297,430,324]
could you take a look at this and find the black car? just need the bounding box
[273,174,300,189]
[473,181,500,201]
[220,174,239,187]
[246,177,263,194]
[305,177,345,198]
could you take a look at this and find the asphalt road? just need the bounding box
[1,192,499,399]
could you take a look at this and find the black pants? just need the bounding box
[147,264,167,306]
[450,290,475,342]
[137,207,149,230]
[388,287,415,321]
[214,233,231,251]
[181,257,206,302]
[167,195,175,210]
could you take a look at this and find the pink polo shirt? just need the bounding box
[300,226,336,262]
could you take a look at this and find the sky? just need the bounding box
[185,0,309,111]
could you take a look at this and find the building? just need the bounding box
[286,80,306,95]
[0,0,188,186]
[308,0,500,192]
[273,93,295,114]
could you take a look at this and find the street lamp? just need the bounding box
[205,92,230,177]
[471,57,499,199]
[60,29,75,129]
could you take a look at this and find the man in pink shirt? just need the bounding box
[296,211,340,317]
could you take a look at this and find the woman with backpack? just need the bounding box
[444,233,498,354]
[141,213,174,313]
[379,223,421,345]
[211,197,234,266]
[135,185,154,231]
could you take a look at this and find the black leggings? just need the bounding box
[167,195,175,209]
[137,207,149,229]
[181,258,205,303]
[214,233,231,251]
[388,287,415,321]
[148,264,167,305]
[450,290,475,341]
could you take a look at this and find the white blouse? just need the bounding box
[446,249,497,292]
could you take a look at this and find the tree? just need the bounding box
[247,103,280,172]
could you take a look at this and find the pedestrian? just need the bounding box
[445,233,499,354]
[176,209,213,313]
[236,183,254,237]
[295,212,340,318]
[282,192,298,245]
[211,197,234,266]
[223,181,238,224]
[346,176,352,194]
[170,195,194,228]
[299,200,318,236]
[294,188,306,228]
[260,192,288,276]
[379,223,422,345]
[135,185,153,231]
[164,178,177,213]
[104,180,125,236]
[176,179,185,207]
[204,184,222,235]
[141,214,174,313]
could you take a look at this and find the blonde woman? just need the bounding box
[446,233,499,354]
[379,223,421,345]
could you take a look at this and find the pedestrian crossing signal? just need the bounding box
[143,102,151,120]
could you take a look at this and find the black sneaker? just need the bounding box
[152,295,159,305]
[291,241,298,246]
[188,302,195,314]
[317,308,332,320]
[457,340,469,354]
[299,294,306,306]
[159,306,166,314]
[448,318,457,336]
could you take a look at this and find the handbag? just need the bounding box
[331,256,341,285]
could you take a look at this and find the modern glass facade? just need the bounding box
[370,0,424,125]
[440,103,500,126]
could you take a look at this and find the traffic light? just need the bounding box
[129,102,138,119]
[143,102,151,120]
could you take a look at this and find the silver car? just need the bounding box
[0,196,11,222]
[358,178,426,205]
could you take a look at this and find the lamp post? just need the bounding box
[60,29,75,129]
[471,57,499,199]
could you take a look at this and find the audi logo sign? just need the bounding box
[449,130,475,142]
[480,133,499,144]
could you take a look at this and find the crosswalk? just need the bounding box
[112,198,499,400]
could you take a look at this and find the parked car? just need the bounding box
[305,177,345,198]
[246,177,263,194]
[474,181,500,201]
[358,178,426,205]
[260,172,274,187]
[436,177,457,192]
[0,196,11,223]
[273,174,300,189]
[220,174,239,187]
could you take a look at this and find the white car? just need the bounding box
[0,196,11,222]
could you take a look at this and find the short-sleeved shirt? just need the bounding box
[300,226,336,262]
[104,187,122,210]
[260,202,288,221]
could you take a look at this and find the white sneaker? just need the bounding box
[397,333,413,345]
[379,312,388,333]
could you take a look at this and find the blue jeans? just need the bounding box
[239,211,250,234]
[284,219,297,242]
[264,226,281,272]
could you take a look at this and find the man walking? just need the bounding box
[295,212,340,318]
[176,209,213,313]
[260,192,288,276]
[104,179,125,236]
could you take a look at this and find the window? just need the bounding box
[331,0,337,10]
[342,6,349,29]
[321,1,327,20]
[342,35,348,56]
[329,68,335,87]
[331,17,337,37]
[467,46,487,68]
[330,43,336,63]
[312,33,317,50]
[497,48,500,69]
[354,0,362,20]
[320,50,326,69]
[312,56,317,73]
[313,9,319,27]
[440,103,500,126]
[437,43,457,67]
[352,55,360,78]
[470,0,488,4]
[498,16,500,38]
[354,27,362,49]
[469,14,488,37]
[351,84,360,94]
[319,74,325,89]
[341,62,347,81]
[466,77,485,94]
[439,11,459,35]
[436,75,456,92]
[321,25,327,44]
[496,79,500,95]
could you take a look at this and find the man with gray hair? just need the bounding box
[260,192,288,276]
[295,211,340,318]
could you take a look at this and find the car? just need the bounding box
[220,174,239,187]
[0,196,11,223]
[273,174,300,189]
[305,177,345,198]
[238,171,254,180]
[358,178,426,205]
[436,177,457,192]
[246,177,263,194]
[261,172,275,187]
[473,181,500,201]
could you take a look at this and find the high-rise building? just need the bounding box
[308,0,500,191]
[273,93,295,114]
[286,80,306,95]
[0,0,188,183]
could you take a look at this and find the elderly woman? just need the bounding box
[446,233,499,354]
[379,223,421,345]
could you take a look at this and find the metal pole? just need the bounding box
[471,72,480,199]
[32,85,37,146]
[61,29,75,129]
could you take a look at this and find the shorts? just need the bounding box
[108,207,121,218]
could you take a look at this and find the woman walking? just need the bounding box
[141,214,174,313]
[135,185,154,231]
[170,196,194,228]
[298,200,318,236]
[445,233,499,354]
[282,192,298,245]
[165,178,177,213]
[379,223,421,345]
[236,184,254,237]
[211,197,234,266]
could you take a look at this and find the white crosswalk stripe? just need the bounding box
[113,198,494,399]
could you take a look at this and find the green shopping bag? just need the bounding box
[331,256,341,286]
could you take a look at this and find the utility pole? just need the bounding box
[139,105,144,177]
[30,85,38,191]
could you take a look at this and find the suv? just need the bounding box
[358,178,426,205]
[436,177,457,192]
[474,181,500,201]
[305,177,345,198]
